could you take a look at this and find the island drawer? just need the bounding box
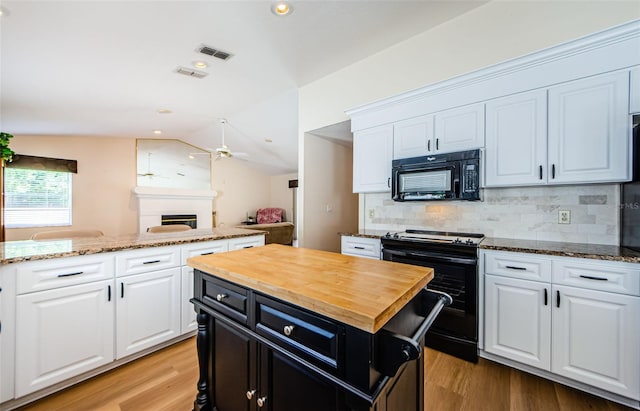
[255,294,343,374]
[202,275,249,325]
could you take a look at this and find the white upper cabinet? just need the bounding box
[353,124,393,193]
[547,71,630,184]
[485,90,548,187]
[393,115,433,159]
[630,67,640,114]
[433,103,485,154]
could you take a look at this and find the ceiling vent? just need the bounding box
[198,45,232,61]
[175,66,208,79]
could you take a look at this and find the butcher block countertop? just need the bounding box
[188,244,434,334]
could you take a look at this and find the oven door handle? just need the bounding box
[383,249,477,265]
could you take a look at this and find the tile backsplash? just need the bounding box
[362,184,620,245]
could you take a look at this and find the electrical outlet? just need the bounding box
[368,209,375,219]
[558,210,571,224]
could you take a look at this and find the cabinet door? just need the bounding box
[181,266,197,334]
[548,71,630,184]
[212,318,256,411]
[116,268,181,359]
[433,103,484,153]
[353,124,393,193]
[552,285,640,400]
[485,90,548,186]
[484,275,551,370]
[630,67,640,114]
[15,280,114,397]
[259,345,345,411]
[393,115,433,159]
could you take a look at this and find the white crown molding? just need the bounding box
[345,19,640,120]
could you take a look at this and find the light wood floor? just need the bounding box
[17,337,634,411]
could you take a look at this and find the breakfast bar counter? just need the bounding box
[188,244,445,411]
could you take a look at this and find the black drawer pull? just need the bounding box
[544,288,548,306]
[436,138,439,150]
[142,260,161,265]
[353,246,365,250]
[539,165,543,180]
[556,290,560,308]
[427,140,431,152]
[243,246,254,249]
[579,274,608,281]
[200,252,214,256]
[552,164,556,179]
[108,285,111,301]
[57,271,84,278]
[121,283,125,298]
[505,265,526,271]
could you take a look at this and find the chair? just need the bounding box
[146,224,193,233]
[31,229,104,240]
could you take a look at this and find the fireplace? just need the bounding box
[161,214,197,229]
[132,187,217,233]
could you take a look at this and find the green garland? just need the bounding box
[0,132,15,162]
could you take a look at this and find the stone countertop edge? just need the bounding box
[338,230,389,239]
[481,237,640,264]
[0,227,267,265]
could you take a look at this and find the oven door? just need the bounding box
[382,248,477,341]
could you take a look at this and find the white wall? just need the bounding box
[269,173,297,222]
[212,159,271,227]
[297,1,640,245]
[302,135,358,252]
[7,135,137,240]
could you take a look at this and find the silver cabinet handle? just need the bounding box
[257,397,267,407]
[216,293,228,302]
[246,389,256,400]
[283,325,295,336]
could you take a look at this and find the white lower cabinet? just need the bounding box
[552,284,640,399]
[483,250,640,402]
[181,266,197,334]
[15,280,115,397]
[340,235,381,260]
[115,268,181,359]
[484,275,551,370]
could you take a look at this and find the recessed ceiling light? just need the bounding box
[193,61,208,69]
[271,2,293,16]
[157,109,172,114]
[153,130,162,135]
[264,138,273,143]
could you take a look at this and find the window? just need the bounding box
[4,168,73,228]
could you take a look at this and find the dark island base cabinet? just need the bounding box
[192,270,432,411]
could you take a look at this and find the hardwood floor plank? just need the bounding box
[17,340,635,411]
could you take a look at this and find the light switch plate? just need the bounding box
[558,210,571,224]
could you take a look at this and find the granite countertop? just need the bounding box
[0,227,266,265]
[338,230,389,239]
[481,237,640,264]
[188,244,434,333]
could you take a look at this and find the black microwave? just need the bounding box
[391,149,481,201]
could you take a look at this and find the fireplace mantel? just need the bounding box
[132,187,218,233]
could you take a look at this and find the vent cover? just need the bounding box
[198,45,232,61]
[175,66,208,79]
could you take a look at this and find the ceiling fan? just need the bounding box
[213,119,249,161]
[137,152,168,179]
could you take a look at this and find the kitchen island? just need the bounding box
[188,244,446,411]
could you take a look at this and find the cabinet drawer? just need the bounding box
[341,236,381,259]
[116,246,180,277]
[483,250,551,282]
[255,294,343,373]
[16,254,114,294]
[181,240,229,265]
[202,275,249,325]
[228,235,265,251]
[552,258,640,296]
